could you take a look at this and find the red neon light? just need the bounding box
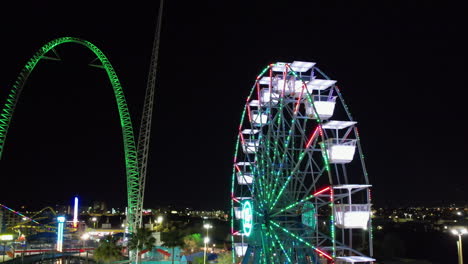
[239,132,245,146]
[313,186,331,196]
[256,82,261,105]
[232,231,240,235]
[231,195,240,203]
[235,164,241,172]
[314,248,333,260]
[269,67,273,94]
[247,104,252,123]
[293,84,304,114]
[305,126,320,149]
[281,67,288,97]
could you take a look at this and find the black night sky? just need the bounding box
[0,1,467,211]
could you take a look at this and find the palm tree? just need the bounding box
[183,233,203,253]
[93,235,122,263]
[128,227,156,263]
[161,229,185,264]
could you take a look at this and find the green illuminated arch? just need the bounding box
[0,37,139,231]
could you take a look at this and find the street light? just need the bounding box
[451,228,467,264]
[203,224,212,264]
[91,217,97,229]
[156,216,163,224]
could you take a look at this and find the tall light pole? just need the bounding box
[203,224,212,264]
[451,228,467,264]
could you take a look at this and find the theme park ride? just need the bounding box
[0,2,163,263]
[0,37,142,233]
[1,203,79,238]
[231,61,375,264]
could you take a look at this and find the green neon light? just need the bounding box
[0,37,140,232]
[267,225,292,263]
[242,200,253,237]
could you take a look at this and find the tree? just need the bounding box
[216,252,235,264]
[183,233,203,253]
[128,227,156,263]
[93,235,122,263]
[161,229,185,264]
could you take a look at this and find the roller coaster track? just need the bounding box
[0,37,140,232]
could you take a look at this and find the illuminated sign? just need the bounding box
[242,200,253,237]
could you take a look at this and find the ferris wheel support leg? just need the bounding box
[241,246,253,264]
[241,245,261,264]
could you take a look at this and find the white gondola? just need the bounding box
[275,78,337,97]
[333,185,372,230]
[334,204,371,229]
[321,121,358,163]
[251,110,268,127]
[275,79,295,95]
[303,79,336,91]
[241,129,260,135]
[305,96,337,120]
[234,243,248,257]
[272,62,287,72]
[234,207,243,219]
[249,100,260,107]
[235,162,253,167]
[322,120,357,130]
[242,139,259,154]
[272,61,315,73]
[259,76,274,85]
[236,172,253,185]
[336,256,376,263]
[260,88,280,106]
[322,138,357,164]
[290,61,315,72]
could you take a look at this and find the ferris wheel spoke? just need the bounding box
[268,226,292,263]
[303,167,327,198]
[268,118,304,205]
[266,127,296,204]
[255,146,276,207]
[269,144,314,210]
[269,220,333,261]
[267,225,293,263]
[271,193,315,217]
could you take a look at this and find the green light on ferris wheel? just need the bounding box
[242,200,253,237]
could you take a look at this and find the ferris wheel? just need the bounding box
[230,61,376,264]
